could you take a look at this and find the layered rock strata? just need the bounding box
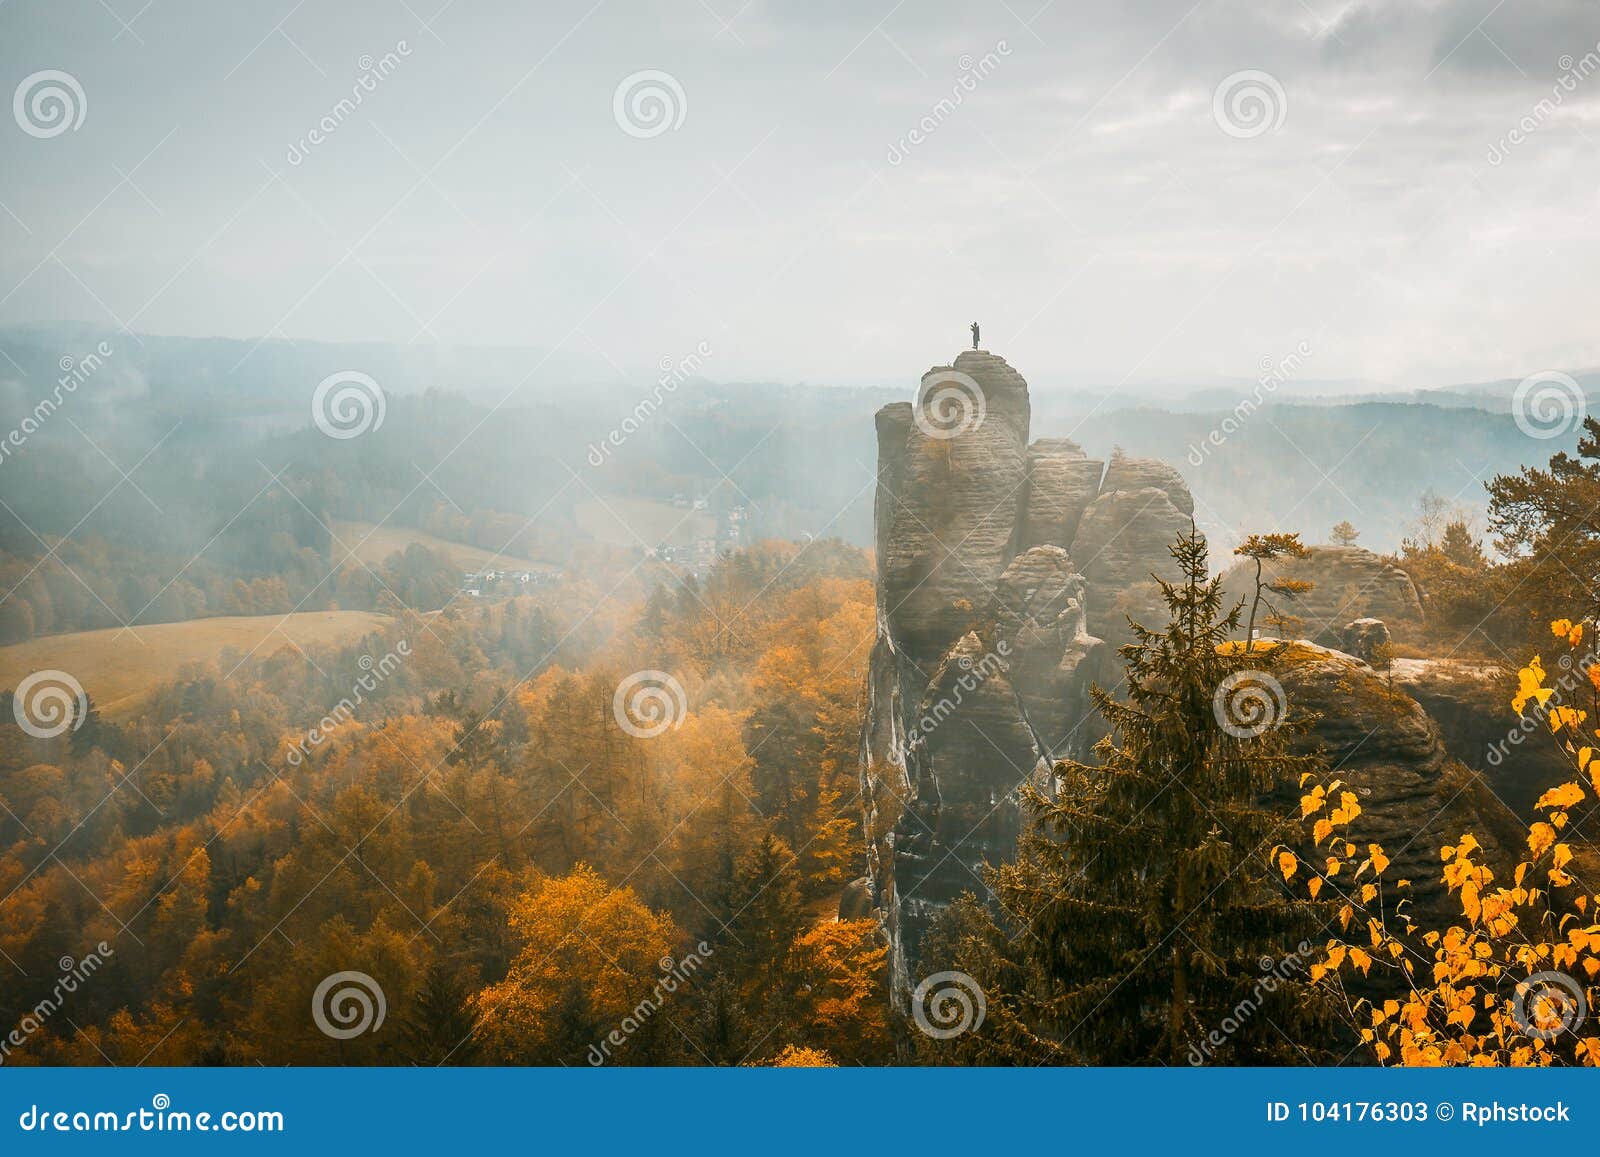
[860,350,1195,1003]
[1275,644,1510,923]
[858,349,1515,1011]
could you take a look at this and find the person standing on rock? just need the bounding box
[970,321,980,349]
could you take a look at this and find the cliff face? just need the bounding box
[860,350,1192,1002]
[1277,646,1512,924]
[858,349,1525,1011]
[1390,658,1569,818]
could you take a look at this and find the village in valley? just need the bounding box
[455,497,753,597]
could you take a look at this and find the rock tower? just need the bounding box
[859,349,1195,1003]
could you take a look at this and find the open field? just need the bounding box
[0,611,392,717]
[331,521,554,574]
[574,497,716,547]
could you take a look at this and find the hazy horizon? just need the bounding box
[3,317,1595,402]
[6,1,1600,392]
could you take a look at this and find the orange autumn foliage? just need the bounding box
[1292,618,1600,1066]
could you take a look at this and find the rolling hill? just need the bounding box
[0,610,392,717]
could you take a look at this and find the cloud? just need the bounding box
[2,0,1599,388]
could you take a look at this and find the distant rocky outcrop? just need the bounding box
[1219,545,1422,646]
[860,349,1193,1004]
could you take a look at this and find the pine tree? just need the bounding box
[678,972,754,1065]
[1438,520,1487,569]
[397,960,481,1065]
[724,833,806,991]
[543,975,602,1065]
[1233,532,1312,648]
[981,526,1333,1064]
[70,695,120,758]
[1329,520,1360,547]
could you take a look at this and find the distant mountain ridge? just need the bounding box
[0,324,1578,557]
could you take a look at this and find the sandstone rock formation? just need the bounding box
[839,876,875,921]
[1339,617,1390,664]
[1073,476,1193,638]
[1019,440,1103,552]
[1275,645,1510,923]
[860,349,1193,1003]
[876,351,1031,663]
[857,348,1521,1014]
[1390,658,1568,818]
[858,351,1586,1027]
[1219,544,1422,646]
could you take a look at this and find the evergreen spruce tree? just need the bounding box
[678,972,754,1065]
[724,833,806,997]
[397,960,481,1065]
[979,526,1333,1064]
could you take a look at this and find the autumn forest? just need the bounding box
[9,2,1600,1084]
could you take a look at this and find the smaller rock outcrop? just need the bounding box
[1390,658,1568,818]
[1020,440,1103,552]
[839,876,875,921]
[1099,452,1194,517]
[1073,483,1191,638]
[1277,645,1511,923]
[991,546,1107,761]
[1220,545,1422,646]
[1340,618,1390,664]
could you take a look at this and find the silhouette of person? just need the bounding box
[970,321,980,350]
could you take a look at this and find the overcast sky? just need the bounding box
[3,0,1600,390]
